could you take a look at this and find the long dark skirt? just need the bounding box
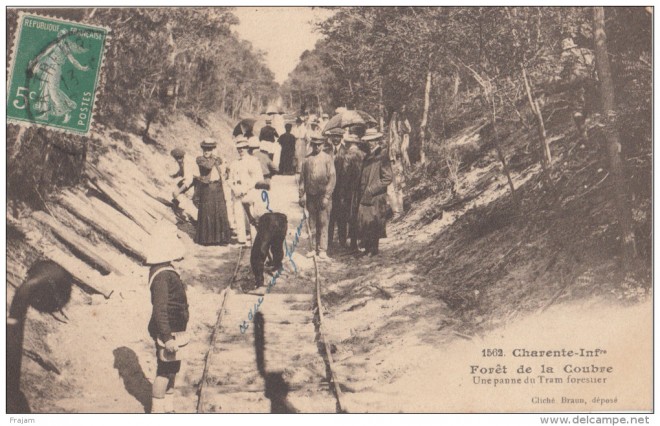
[357,194,388,243]
[279,141,296,175]
[195,181,232,245]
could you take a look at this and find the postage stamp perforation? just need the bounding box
[7,11,112,138]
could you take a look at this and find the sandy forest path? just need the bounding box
[43,166,651,413]
[48,174,322,413]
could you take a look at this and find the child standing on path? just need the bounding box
[145,222,189,413]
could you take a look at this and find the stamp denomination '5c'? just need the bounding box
[7,14,108,135]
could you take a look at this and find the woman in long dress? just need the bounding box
[194,139,232,245]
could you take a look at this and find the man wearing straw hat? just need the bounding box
[357,128,393,257]
[299,132,336,260]
[331,133,364,251]
[325,128,346,247]
[228,136,263,245]
[144,221,188,413]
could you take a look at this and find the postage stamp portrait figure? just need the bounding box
[7,14,108,135]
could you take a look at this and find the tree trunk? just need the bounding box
[419,64,432,165]
[378,80,385,132]
[521,64,551,171]
[221,81,227,114]
[593,6,637,261]
[490,95,516,197]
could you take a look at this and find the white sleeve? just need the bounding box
[273,144,282,169]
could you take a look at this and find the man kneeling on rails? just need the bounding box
[243,190,288,290]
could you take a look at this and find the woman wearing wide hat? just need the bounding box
[194,139,232,245]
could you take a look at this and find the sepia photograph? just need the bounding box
[4,5,654,418]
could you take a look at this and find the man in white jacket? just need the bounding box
[228,137,263,245]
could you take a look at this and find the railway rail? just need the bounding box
[195,210,345,413]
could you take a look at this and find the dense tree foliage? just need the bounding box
[6,7,277,208]
[282,7,650,161]
[282,6,651,262]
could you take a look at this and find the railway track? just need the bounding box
[195,205,345,413]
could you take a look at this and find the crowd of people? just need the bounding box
[149,109,404,412]
[169,110,402,261]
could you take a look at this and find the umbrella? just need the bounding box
[322,110,377,134]
[233,118,256,137]
[323,127,345,137]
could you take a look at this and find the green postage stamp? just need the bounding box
[7,14,108,135]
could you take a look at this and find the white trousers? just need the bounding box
[232,196,256,244]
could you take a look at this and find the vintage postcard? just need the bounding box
[4,5,653,419]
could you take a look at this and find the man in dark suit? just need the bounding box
[357,129,393,257]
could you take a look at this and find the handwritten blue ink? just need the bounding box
[239,208,308,334]
[261,190,272,212]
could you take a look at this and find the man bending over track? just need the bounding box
[243,190,288,290]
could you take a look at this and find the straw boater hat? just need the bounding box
[235,135,249,150]
[322,113,329,119]
[309,132,326,144]
[170,147,186,159]
[145,220,185,265]
[200,139,217,150]
[361,128,383,141]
